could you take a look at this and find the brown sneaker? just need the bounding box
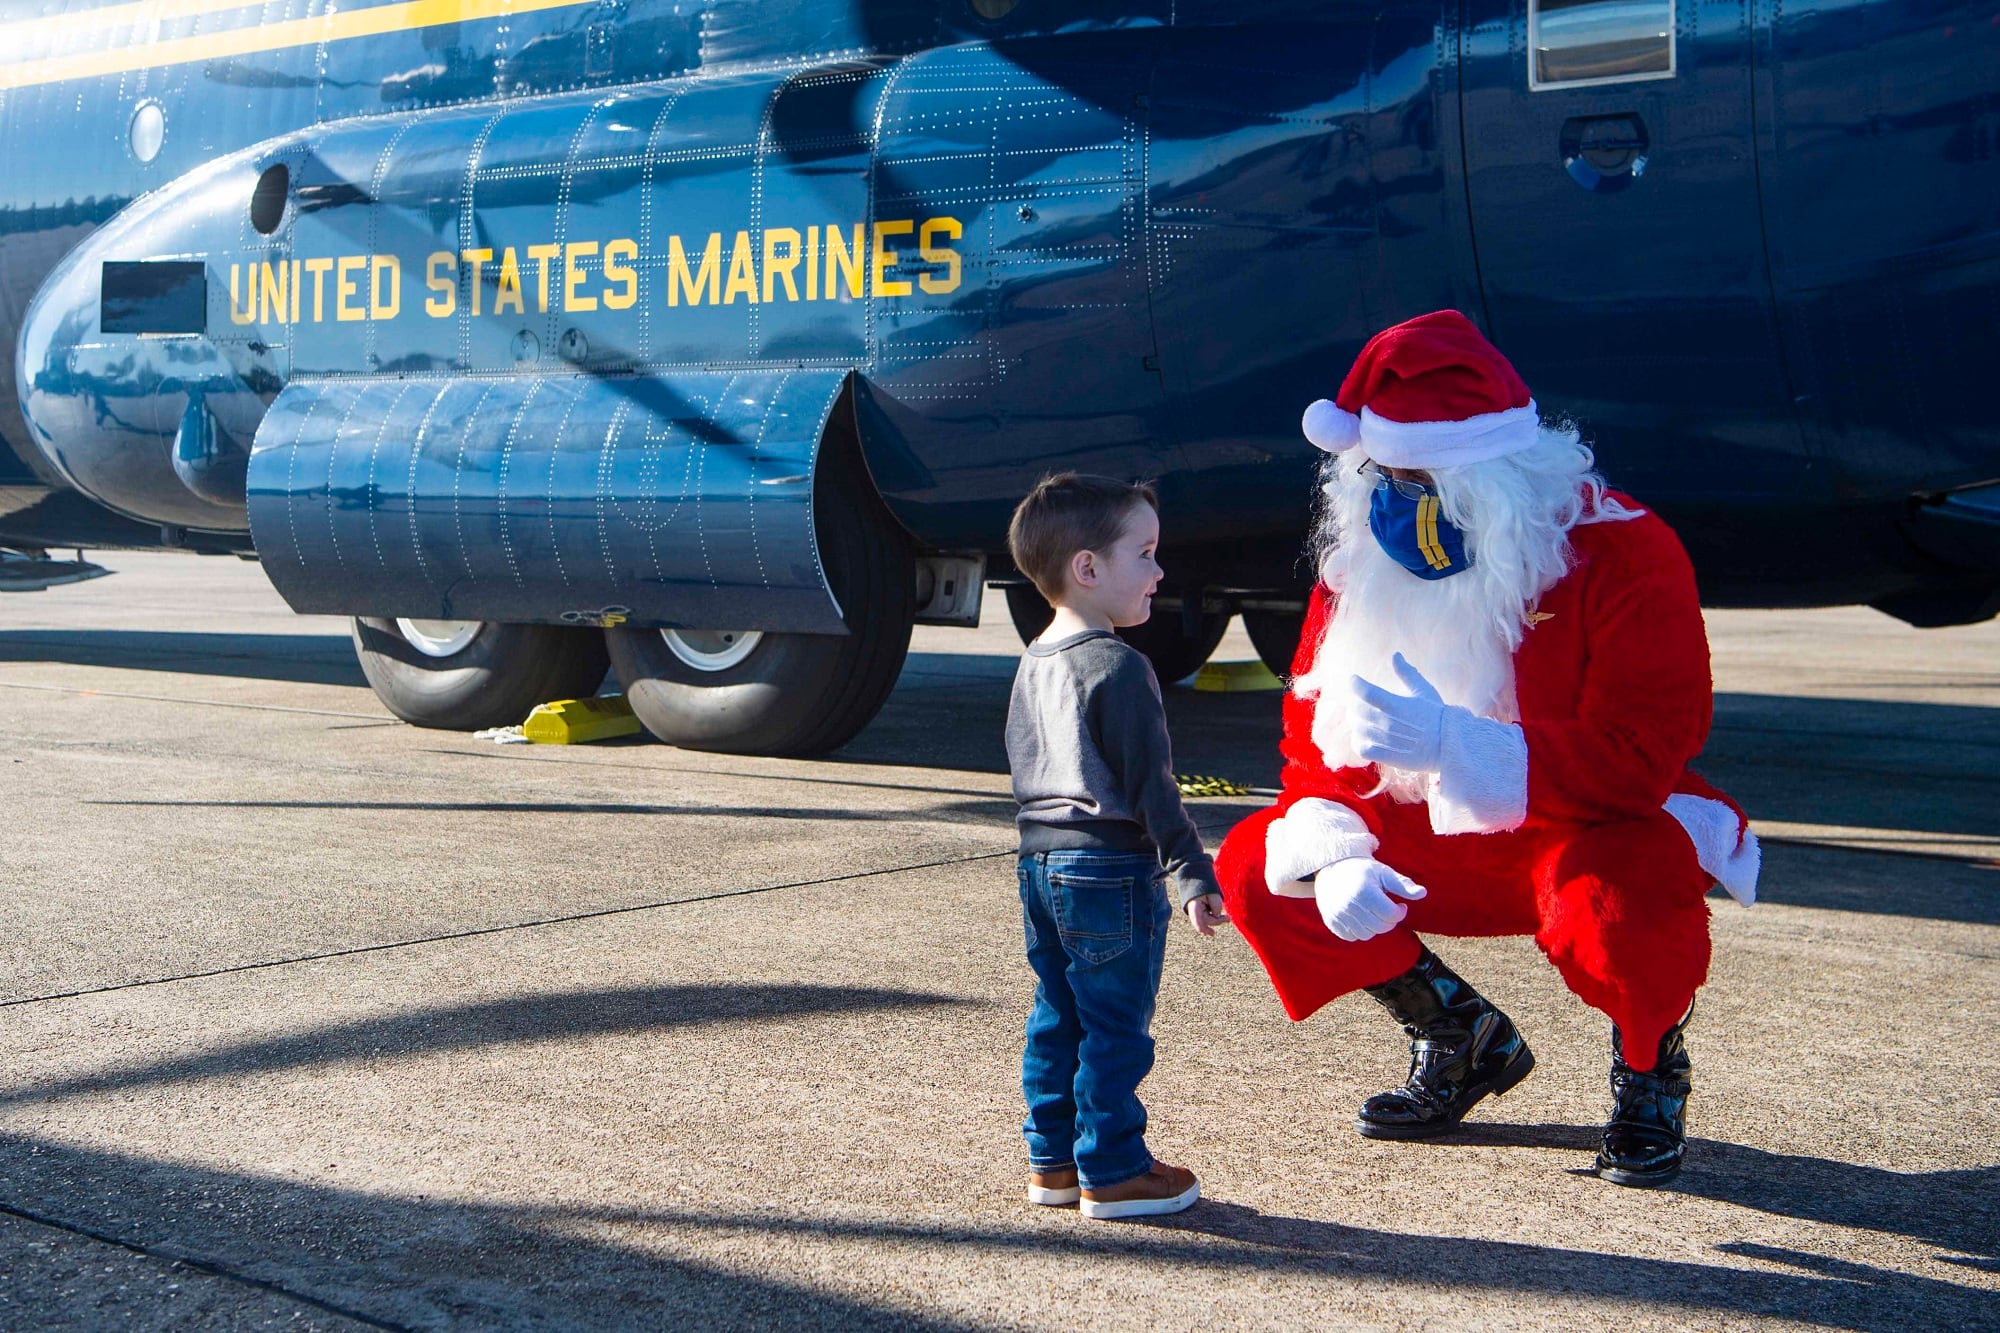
[1027,1166,1080,1206]
[1078,1161,1200,1219]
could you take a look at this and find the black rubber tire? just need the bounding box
[1003,583,1059,642]
[605,454,915,757]
[1120,608,1232,684]
[1003,584,1230,686]
[351,619,611,730]
[1243,608,1309,678]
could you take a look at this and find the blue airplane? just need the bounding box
[0,0,1995,754]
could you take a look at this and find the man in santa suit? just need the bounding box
[1215,310,1760,1187]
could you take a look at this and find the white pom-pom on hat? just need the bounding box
[1301,398,1360,453]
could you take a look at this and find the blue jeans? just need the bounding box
[1018,848,1172,1189]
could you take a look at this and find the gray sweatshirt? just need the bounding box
[1006,629,1220,908]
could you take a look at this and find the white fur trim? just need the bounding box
[1576,494,1647,525]
[1359,402,1540,470]
[1664,793,1761,906]
[1428,712,1528,835]
[1303,399,1361,453]
[1265,797,1378,897]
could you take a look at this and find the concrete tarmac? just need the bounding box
[0,552,1994,1330]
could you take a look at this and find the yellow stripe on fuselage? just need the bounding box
[0,0,600,92]
[0,0,284,51]
[1416,494,1451,570]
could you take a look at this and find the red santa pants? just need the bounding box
[1215,799,1712,1072]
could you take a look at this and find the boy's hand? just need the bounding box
[1185,893,1231,937]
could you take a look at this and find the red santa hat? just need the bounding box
[1301,310,1540,469]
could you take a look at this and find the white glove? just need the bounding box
[1263,798,1379,897]
[1350,654,1460,773]
[1312,858,1428,942]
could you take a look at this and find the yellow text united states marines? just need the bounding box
[226,218,965,326]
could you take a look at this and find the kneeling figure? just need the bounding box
[1216,312,1760,1187]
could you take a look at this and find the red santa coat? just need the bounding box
[1215,497,1757,1070]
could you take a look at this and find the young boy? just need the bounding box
[1004,472,1230,1220]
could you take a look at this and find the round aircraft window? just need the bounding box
[968,0,1016,19]
[128,101,165,164]
[250,163,289,236]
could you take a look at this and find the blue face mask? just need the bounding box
[1368,476,1471,580]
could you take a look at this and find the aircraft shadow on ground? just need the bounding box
[1707,692,2000,841]
[2,987,1992,1327]
[0,981,988,1326]
[0,630,368,687]
[0,1129,979,1331]
[7,1128,1992,1328]
[0,983,967,1112]
[3,1126,1991,1330]
[1749,840,2000,927]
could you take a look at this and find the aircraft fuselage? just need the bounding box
[1,0,1996,625]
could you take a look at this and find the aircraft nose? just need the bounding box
[15,166,270,532]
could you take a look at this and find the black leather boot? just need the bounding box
[1355,946,1535,1139]
[1597,1009,1692,1187]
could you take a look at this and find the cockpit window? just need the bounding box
[1529,0,1675,90]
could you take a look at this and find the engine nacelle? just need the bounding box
[249,369,850,633]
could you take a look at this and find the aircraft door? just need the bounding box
[1459,0,1811,523]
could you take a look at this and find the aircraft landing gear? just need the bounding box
[1003,585,1230,686]
[351,618,611,729]
[604,453,916,756]
[1241,609,1308,678]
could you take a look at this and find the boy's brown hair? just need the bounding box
[1007,472,1159,603]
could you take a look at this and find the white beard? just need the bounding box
[1294,446,1591,803]
[1296,536,1523,802]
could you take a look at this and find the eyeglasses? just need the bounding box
[1359,459,1435,501]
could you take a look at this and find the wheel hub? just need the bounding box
[661,628,762,671]
[395,618,482,658]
